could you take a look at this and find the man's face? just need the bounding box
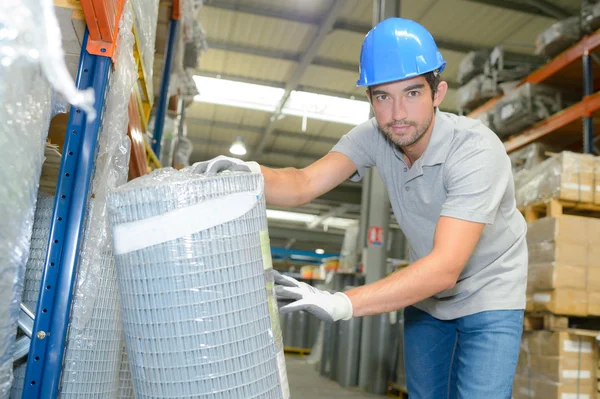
[368,75,442,148]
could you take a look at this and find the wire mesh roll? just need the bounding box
[117,342,134,399]
[107,170,288,398]
[10,194,54,399]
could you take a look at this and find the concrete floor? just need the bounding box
[286,356,381,398]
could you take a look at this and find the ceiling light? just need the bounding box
[229,136,247,155]
[315,248,325,255]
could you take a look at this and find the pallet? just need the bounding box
[386,381,408,398]
[524,312,600,331]
[521,198,600,222]
[283,347,311,356]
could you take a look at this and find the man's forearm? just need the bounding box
[345,254,458,317]
[261,166,309,207]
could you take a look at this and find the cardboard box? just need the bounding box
[587,292,600,316]
[588,244,600,268]
[518,354,596,382]
[521,331,596,358]
[588,268,600,291]
[528,241,588,267]
[526,215,590,245]
[555,152,595,203]
[533,290,588,316]
[594,156,600,205]
[513,375,596,399]
[528,263,587,290]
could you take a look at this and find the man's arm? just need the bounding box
[345,216,485,316]
[261,152,357,207]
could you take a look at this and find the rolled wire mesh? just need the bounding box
[107,170,288,398]
[117,341,134,399]
[11,194,54,399]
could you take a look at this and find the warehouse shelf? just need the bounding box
[468,29,600,119]
[131,18,153,125]
[503,90,600,153]
[463,29,600,155]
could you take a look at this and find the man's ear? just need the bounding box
[365,88,372,103]
[434,81,448,107]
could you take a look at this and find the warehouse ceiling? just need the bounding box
[188,0,579,255]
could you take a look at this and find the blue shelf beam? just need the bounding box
[151,18,180,157]
[23,29,112,398]
[270,247,339,264]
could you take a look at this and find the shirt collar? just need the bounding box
[420,108,453,167]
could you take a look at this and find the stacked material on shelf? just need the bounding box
[526,215,600,316]
[582,1,600,33]
[58,6,135,398]
[515,151,596,208]
[10,194,54,399]
[457,50,490,85]
[493,83,566,139]
[535,17,581,58]
[513,331,597,399]
[509,143,559,194]
[106,167,290,398]
[131,0,160,100]
[487,46,544,84]
[0,2,55,395]
[595,157,600,205]
[456,74,500,111]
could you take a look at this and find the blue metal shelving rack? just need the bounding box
[19,2,181,396]
[22,29,112,398]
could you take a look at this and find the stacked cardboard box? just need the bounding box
[516,152,597,208]
[526,215,600,316]
[595,157,600,206]
[513,331,597,399]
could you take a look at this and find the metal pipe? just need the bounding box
[151,18,180,156]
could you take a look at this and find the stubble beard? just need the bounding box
[379,111,433,148]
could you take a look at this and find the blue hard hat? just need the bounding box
[357,18,446,87]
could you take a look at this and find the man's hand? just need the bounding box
[272,271,353,323]
[193,155,261,175]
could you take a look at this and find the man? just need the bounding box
[199,18,527,399]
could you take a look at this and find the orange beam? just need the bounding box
[504,91,600,153]
[127,91,149,179]
[172,0,181,20]
[468,29,600,119]
[80,0,126,59]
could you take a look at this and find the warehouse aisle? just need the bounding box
[286,356,381,398]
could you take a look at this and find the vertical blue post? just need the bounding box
[23,30,111,398]
[151,18,180,156]
[583,53,594,154]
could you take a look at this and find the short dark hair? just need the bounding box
[368,71,440,100]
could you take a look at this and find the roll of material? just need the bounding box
[319,321,334,378]
[292,311,309,349]
[336,317,362,387]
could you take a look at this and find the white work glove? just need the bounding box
[273,270,353,323]
[193,155,261,175]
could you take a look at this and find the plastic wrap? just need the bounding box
[513,331,597,399]
[131,0,159,101]
[509,143,556,175]
[535,17,581,58]
[58,6,135,397]
[174,134,193,168]
[338,221,360,273]
[10,193,54,398]
[0,2,54,394]
[457,50,490,85]
[493,83,565,138]
[488,46,544,84]
[582,1,600,33]
[106,168,290,398]
[515,151,596,207]
[456,74,499,111]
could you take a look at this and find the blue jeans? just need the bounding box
[403,306,523,399]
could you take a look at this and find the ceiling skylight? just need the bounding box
[193,76,371,126]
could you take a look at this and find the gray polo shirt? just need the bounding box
[331,110,527,320]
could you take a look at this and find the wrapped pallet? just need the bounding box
[582,1,600,33]
[456,74,499,111]
[456,50,490,85]
[535,17,581,58]
[515,152,596,208]
[106,167,290,398]
[493,83,565,138]
[513,331,597,399]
